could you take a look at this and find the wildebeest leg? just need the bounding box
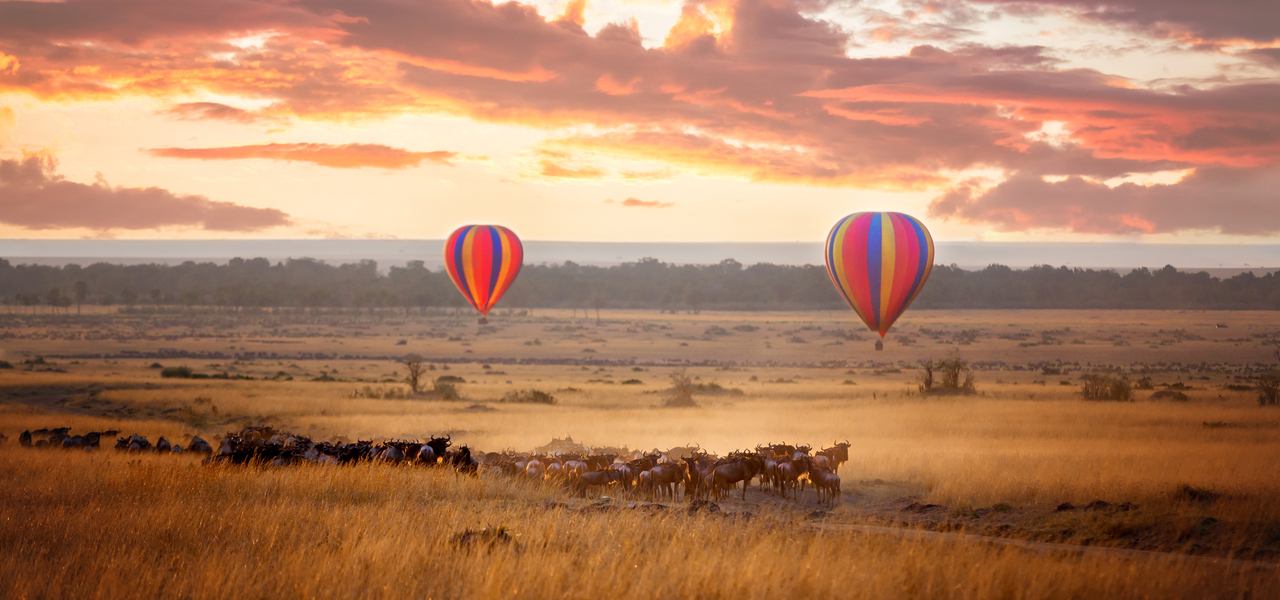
[741,478,748,500]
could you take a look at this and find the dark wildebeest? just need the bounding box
[575,469,620,497]
[188,436,213,455]
[710,454,763,501]
[816,441,851,472]
[810,468,842,505]
[19,430,32,447]
[155,437,172,453]
[649,462,685,501]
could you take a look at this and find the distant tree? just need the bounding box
[401,354,426,394]
[1258,348,1280,407]
[1082,373,1133,401]
[919,352,976,395]
[73,280,88,315]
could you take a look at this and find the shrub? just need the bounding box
[161,366,194,378]
[1081,373,1133,401]
[436,375,466,384]
[0,360,12,369]
[499,389,556,405]
[1151,389,1189,402]
[663,369,699,408]
[433,381,461,401]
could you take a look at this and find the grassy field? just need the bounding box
[1,307,1277,597]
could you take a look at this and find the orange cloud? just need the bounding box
[539,159,606,179]
[148,143,456,169]
[616,197,674,208]
[0,153,289,231]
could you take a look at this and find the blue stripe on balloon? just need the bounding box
[867,213,882,329]
[453,226,475,306]
[906,215,928,303]
[488,226,503,305]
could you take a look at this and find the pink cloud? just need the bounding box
[0,153,289,231]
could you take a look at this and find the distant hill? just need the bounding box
[1,240,1277,272]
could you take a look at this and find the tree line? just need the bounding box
[1,257,1277,311]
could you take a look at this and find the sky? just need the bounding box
[0,0,1276,243]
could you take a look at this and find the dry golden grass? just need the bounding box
[0,448,1274,600]
[2,308,1279,597]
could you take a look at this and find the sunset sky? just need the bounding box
[0,0,1276,242]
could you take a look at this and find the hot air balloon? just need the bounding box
[824,212,933,348]
[444,225,523,320]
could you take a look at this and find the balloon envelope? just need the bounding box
[444,225,523,316]
[825,212,934,337]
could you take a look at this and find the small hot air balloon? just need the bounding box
[444,225,523,319]
[824,212,934,348]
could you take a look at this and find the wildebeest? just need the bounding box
[810,468,841,505]
[188,436,213,454]
[575,469,620,497]
[817,441,851,472]
[709,453,763,501]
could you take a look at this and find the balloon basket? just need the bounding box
[477,316,488,325]
[875,340,884,351]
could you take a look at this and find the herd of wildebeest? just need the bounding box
[13,426,851,505]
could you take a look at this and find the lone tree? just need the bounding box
[663,369,699,407]
[919,351,976,395]
[1259,347,1280,407]
[1081,372,1133,401]
[401,353,426,394]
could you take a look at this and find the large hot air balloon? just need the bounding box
[824,212,934,344]
[444,225,523,318]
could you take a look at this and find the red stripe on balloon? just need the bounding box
[844,214,875,330]
[471,226,494,313]
[886,214,917,330]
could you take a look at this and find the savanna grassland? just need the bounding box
[1,307,1278,598]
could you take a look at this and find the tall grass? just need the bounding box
[0,449,1272,599]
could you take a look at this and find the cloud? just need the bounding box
[0,153,290,231]
[930,166,1280,235]
[539,159,606,179]
[162,102,272,124]
[147,143,456,169]
[0,105,13,139]
[615,197,674,208]
[969,1,1280,46]
[0,0,1276,234]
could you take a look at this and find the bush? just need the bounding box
[433,381,461,401]
[1151,389,1189,402]
[499,389,557,404]
[161,366,194,379]
[0,360,12,369]
[1082,373,1133,401]
[436,375,466,384]
[663,370,699,408]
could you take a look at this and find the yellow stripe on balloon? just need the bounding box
[493,228,513,311]
[461,226,480,306]
[878,212,896,330]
